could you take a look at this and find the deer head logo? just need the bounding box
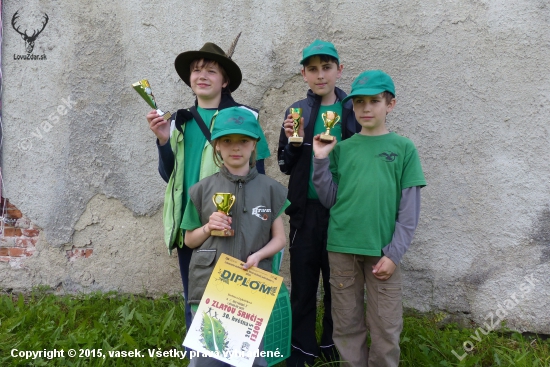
[12,10,49,54]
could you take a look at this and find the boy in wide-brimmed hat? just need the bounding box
[146,39,270,336]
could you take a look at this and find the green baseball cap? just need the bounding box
[342,70,395,104]
[211,107,261,140]
[300,39,340,65]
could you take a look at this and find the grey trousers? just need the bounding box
[328,252,403,367]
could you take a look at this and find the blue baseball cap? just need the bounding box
[342,70,395,104]
[211,107,261,140]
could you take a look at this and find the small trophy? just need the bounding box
[288,108,303,146]
[132,79,172,120]
[211,193,236,236]
[320,111,341,143]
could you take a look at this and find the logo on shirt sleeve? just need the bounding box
[251,206,271,220]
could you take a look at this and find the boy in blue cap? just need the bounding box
[312,70,426,367]
[277,39,360,367]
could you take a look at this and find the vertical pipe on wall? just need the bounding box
[0,0,5,236]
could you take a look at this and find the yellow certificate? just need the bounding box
[183,254,283,367]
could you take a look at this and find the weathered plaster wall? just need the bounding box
[2,0,549,333]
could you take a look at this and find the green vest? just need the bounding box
[162,116,220,253]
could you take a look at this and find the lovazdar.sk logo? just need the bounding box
[12,9,48,61]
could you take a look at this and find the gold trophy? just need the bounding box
[132,79,172,120]
[211,193,236,236]
[288,108,303,146]
[320,111,341,143]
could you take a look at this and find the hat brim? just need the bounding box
[211,129,260,141]
[299,52,339,65]
[174,50,242,92]
[342,88,387,104]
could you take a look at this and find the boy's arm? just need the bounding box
[312,135,338,208]
[184,211,233,248]
[312,157,338,208]
[277,110,304,175]
[182,197,233,249]
[147,110,175,183]
[382,186,422,265]
[243,216,286,269]
[157,138,174,183]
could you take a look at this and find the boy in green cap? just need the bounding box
[146,40,270,337]
[312,70,426,367]
[181,106,288,367]
[277,39,360,367]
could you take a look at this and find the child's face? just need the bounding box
[216,134,256,172]
[352,94,396,136]
[190,60,228,101]
[301,56,343,99]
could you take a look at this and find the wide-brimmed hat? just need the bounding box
[342,70,395,104]
[174,37,242,92]
[211,107,261,141]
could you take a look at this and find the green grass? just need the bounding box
[0,291,186,366]
[0,291,549,366]
[399,312,550,367]
[308,302,549,367]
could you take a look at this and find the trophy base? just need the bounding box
[211,229,234,237]
[157,109,172,121]
[319,134,335,143]
[288,136,303,145]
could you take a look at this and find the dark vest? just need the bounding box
[187,166,288,304]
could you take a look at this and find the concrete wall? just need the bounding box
[1,0,549,334]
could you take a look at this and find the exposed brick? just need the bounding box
[8,248,25,257]
[0,256,9,262]
[15,238,36,248]
[22,228,40,237]
[67,249,82,260]
[0,248,9,256]
[2,227,22,237]
[66,248,93,261]
[6,208,22,219]
[24,248,36,256]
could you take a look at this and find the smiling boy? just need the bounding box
[277,39,360,367]
[312,70,427,367]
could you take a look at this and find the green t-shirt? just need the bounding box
[182,107,217,207]
[181,198,291,230]
[254,117,271,161]
[308,102,343,199]
[327,132,426,255]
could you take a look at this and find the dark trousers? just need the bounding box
[177,244,193,334]
[287,200,336,367]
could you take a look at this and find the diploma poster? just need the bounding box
[184,254,283,367]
